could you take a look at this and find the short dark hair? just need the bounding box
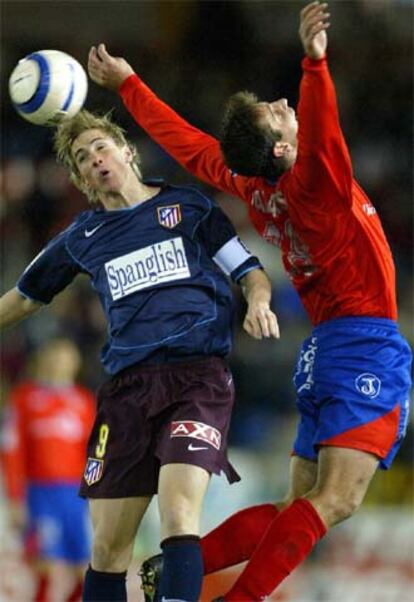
[219,91,287,180]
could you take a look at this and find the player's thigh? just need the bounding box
[89,496,152,549]
[307,446,379,526]
[281,454,318,508]
[158,463,210,539]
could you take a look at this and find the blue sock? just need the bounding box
[82,565,127,601]
[157,535,203,602]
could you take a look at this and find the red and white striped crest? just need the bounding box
[157,205,182,229]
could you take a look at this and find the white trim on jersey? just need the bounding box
[212,235,252,276]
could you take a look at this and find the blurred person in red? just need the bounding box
[1,337,95,602]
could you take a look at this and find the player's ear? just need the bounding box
[272,141,291,158]
[123,145,134,163]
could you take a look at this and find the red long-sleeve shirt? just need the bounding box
[1,382,95,500]
[119,57,397,325]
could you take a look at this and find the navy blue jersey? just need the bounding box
[17,183,262,374]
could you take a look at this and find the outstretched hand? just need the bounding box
[243,301,280,340]
[88,43,134,90]
[299,2,330,60]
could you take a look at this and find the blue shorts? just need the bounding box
[292,317,412,469]
[27,482,91,563]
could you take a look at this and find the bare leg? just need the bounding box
[158,463,210,539]
[305,446,379,527]
[157,463,210,600]
[46,561,78,602]
[279,454,318,509]
[89,496,152,572]
[224,447,379,600]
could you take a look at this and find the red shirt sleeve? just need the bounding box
[119,74,260,204]
[285,57,353,213]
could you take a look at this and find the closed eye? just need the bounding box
[267,105,280,122]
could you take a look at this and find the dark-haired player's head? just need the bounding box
[54,110,142,205]
[220,92,298,180]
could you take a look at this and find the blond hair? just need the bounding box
[53,110,141,205]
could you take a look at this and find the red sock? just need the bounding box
[66,579,83,602]
[201,504,279,574]
[34,574,48,602]
[224,499,327,601]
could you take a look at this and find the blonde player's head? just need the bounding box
[54,110,142,205]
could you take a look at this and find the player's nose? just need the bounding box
[270,98,288,111]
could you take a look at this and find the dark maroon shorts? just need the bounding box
[79,356,240,498]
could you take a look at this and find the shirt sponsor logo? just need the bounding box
[105,237,190,300]
[355,373,381,398]
[157,204,182,229]
[170,420,221,450]
[84,457,104,486]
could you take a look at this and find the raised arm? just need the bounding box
[0,288,42,329]
[2,229,81,331]
[87,44,256,203]
[292,2,353,202]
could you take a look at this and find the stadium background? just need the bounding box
[0,1,412,600]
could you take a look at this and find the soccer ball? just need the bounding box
[9,50,88,126]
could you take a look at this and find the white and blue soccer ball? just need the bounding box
[9,50,88,126]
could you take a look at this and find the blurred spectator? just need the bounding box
[1,338,95,602]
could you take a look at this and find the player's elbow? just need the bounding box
[0,288,43,329]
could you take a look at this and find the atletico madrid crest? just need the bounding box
[157,205,182,229]
[84,457,104,486]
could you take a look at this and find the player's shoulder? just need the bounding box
[68,210,98,231]
[165,182,215,210]
[142,177,216,211]
[62,209,108,249]
[10,381,38,404]
[50,210,96,244]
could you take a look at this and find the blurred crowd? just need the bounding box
[1,1,412,461]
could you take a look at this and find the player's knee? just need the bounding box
[91,537,132,572]
[160,498,199,536]
[310,490,363,526]
[332,494,361,523]
[91,539,114,571]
